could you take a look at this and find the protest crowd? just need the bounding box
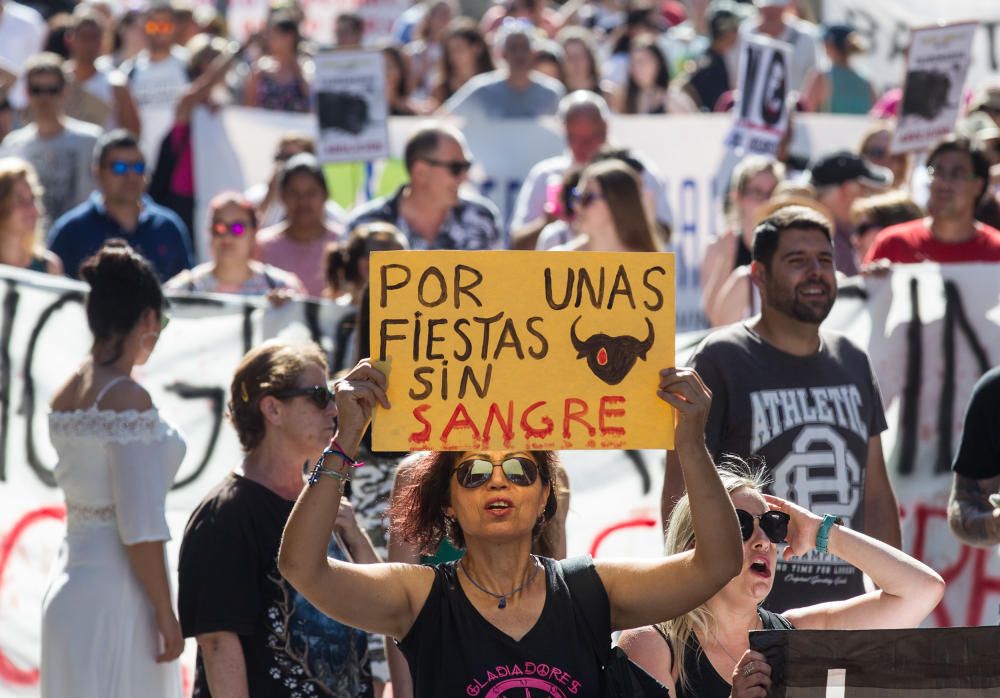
[2,0,1000,695]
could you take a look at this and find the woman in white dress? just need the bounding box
[42,240,185,698]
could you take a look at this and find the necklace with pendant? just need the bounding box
[459,555,541,609]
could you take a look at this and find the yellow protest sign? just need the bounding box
[370,251,675,451]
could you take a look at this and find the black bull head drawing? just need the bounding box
[570,317,655,385]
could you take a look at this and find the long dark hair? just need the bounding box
[434,18,494,103]
[625,37,670,114]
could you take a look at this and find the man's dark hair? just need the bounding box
[336,12,364,34]
[403,126,455,173]
[927,135,991,204]
[93,129,142,169]
[752,205,833,267]
[25,52,67,89]
[278,152,329,195]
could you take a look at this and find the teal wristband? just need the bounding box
[815,514,842,553]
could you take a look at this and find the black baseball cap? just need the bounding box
[809,150,893,189]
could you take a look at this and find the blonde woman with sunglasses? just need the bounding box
[617,465,945,698]
[178,340,379,696]
[279,361,744,697]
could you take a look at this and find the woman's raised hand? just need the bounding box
[657,367,712,447]
[763,494,823,561]
[333,359,390,443]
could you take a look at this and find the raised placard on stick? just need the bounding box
[370,251,676,452]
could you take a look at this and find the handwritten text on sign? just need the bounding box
[370,251,676,451]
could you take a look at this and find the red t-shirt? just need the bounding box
[864,218,1000,264]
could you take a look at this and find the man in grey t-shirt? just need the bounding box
[662,205,901,611]
[441,19,563,119]
[0,52,101,224]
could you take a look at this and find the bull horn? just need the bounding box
[570,316,586,354]
[637,317,655,357]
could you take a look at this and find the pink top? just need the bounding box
[255,225,341,297]
[168,123,195,197]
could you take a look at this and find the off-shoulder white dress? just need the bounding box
[41,377,186,698]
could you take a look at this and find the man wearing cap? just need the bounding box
[810,149,892,275]
[865,135,1000,264]
[440,19,564,119]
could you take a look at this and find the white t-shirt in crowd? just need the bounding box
[120,48,190,108]
[0,117,103,224]
[0,1,46,109]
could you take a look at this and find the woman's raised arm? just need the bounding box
[278,360,433,640]
[596,367,743,630]
[775,495,945,631]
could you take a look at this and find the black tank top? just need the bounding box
[398,557,606,697]
[670,608,794,698]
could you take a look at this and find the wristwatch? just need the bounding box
[815,515,843,553]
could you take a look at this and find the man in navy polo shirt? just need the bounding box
[49,129,192,280]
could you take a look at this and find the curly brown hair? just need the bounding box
[228,340,328,452]
[389,451,563,555]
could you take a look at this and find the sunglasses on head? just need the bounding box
[736,509,789,544]
[454,456,540,488]
[272,385,334,409]
[421,157,472,177]
[212,221,250,237]
[572,187,603,208]
[28,84,62,97]
[107,160,146,176]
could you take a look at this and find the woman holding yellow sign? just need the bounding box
[278,359,743,697]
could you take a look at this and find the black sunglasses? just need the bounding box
[272,385,334,409]
[736,509,789,544]
[454,456,540,489]
[421,157,472,177]
[28,84,63,96]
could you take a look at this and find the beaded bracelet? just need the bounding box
[332,439,365,468]
[307,449,354,486]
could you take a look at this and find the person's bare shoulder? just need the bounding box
[97,380,154,413]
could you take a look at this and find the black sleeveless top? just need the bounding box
[398,557,606,697]
[670,608,794,698]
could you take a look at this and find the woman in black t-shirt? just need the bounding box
[279,361,745,697]
[178,341,379,697]
[618,464,946,698]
